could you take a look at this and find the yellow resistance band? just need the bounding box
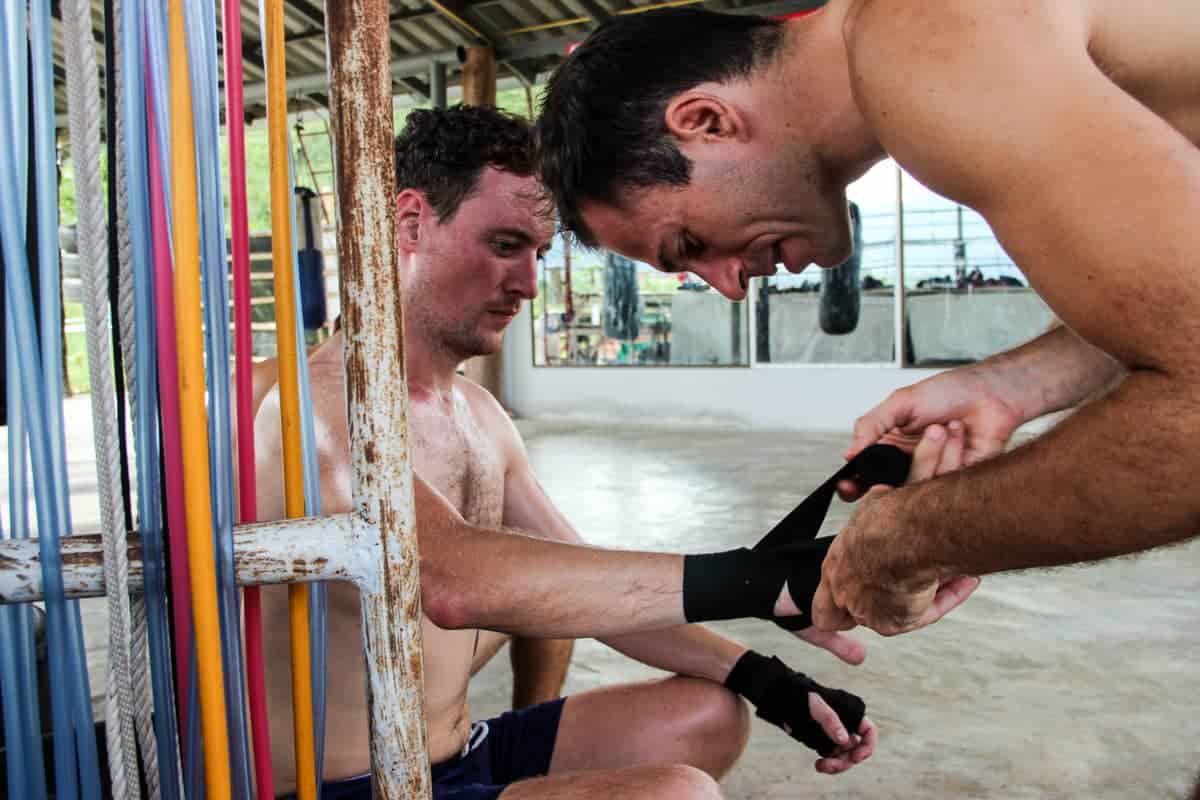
[264,0,317,796]
[168,2,231,797]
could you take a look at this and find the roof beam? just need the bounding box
[235,0,823,104]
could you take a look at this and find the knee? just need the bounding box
[671,677,751,776]
[649,764,724,800]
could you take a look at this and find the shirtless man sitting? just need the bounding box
[253,105,878,799]
[244,334,573,716]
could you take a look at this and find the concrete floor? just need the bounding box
[5,397,1200,798]
[467,417,1200,800]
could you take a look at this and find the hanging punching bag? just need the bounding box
[295,186,327,331]
[603,251,641,342]
[819,201,863,335]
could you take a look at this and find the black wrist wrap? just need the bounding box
[683,444,911,629]
[681,548,788,622]
[682,538,834,625]
[724,650,866,757]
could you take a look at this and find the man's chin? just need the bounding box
[452,335,503,361]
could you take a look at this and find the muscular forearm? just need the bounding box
[884,369,1198,577]
[415,480,687,637]
[599,624,747,685]
[978,324,1124,421]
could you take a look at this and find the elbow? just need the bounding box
[420,557,479,630]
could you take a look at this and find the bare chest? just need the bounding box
[408,396,505,530]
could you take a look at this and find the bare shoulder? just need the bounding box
[844,0,1088,205]
[845,0,1077,57]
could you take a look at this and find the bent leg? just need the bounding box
[501,763,722,800]
[510,636,574,709]
[548,676,750,780]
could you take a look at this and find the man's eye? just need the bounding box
[492,239,519,255]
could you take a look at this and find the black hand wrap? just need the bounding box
[683,444,910,626]
[724,650,865,757]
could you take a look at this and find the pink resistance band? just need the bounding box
[146,76,194,739]
[222,0,276,793]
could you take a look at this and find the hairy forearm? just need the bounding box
[887,369,1199,577]
[599,624,747,685]
[978,324,1124,421]
[415,481,686,637]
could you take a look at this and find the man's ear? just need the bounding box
[396,189,425,253]
[663,90,747,146]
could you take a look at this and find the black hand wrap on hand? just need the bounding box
[682,444,910,626]
[724,650,865,757]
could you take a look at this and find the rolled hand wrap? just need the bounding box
[683,444,910,626]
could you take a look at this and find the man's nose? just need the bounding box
[506,254,539,300]
[694,257,749,301]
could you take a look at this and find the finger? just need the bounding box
[908,424,946,483]
[815,753,856,774]
[850,718,878,763]
[791,627,866,666]
[877,428,923,453]
[808,693,850,749]
[937,420,965,476]
[847,390,917,461]
[811,579,856,632]
[846,416,886,462]
[914,575,981,630]
[836,478,864,502]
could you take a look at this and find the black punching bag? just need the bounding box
[603,251,641,342]
[296,186,327,331]
[819,201,862,335]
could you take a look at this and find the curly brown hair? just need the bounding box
[394,104,538,222]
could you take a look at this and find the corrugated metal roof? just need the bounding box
[50,0,823,124]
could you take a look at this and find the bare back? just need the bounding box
[847,0,1200,149]
[252,333,514,792]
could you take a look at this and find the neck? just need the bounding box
[778,1,885,182]
[403,323,463,397]
[323,320,462,399]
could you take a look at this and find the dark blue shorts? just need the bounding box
[303,697,566,800]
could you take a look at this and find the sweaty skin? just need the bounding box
[250,161,880,793]
[253,339,528,785]
[816,0,1200,634]
[571,0,1200,636]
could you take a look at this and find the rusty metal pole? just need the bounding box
[459,46,497,107]
[325,2,432,798]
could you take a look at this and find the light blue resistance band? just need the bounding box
[0,16,45,791]
[0,6,100,799]
[119,1,185,796]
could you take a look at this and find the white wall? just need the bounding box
[502,305,943,431]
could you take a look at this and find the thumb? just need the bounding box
[913,575,981,630]
[812,578,856,632]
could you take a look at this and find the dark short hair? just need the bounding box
[536,8,784,245]
[395,104,537,222]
